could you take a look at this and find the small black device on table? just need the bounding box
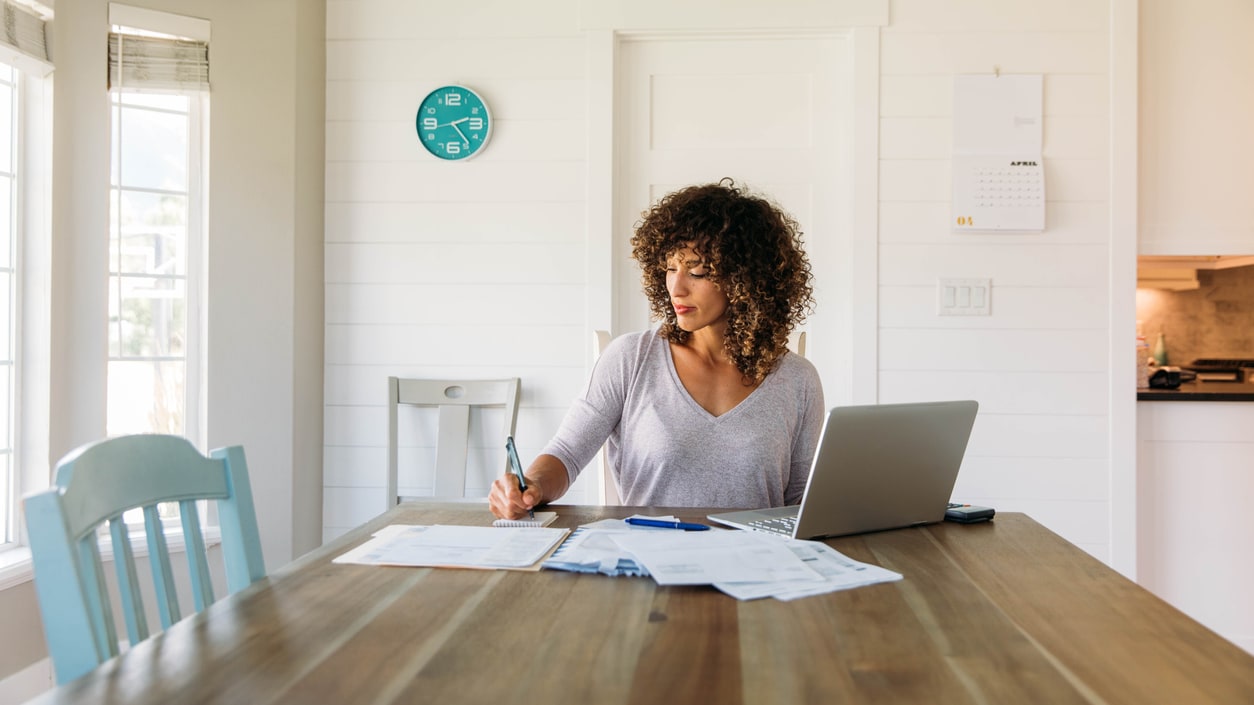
[945,502,995,523]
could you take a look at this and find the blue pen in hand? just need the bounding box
[625,517,710,531]
[505,436,533,519]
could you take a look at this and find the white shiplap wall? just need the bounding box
[324,0,1121,561]
[879,0,1113,560]
[323,0,595,540]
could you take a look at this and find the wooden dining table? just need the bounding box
[29,502,1254,704]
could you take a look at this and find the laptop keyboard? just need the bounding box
[745,515,797,536]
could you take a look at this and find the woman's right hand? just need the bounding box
[488,473,544,519]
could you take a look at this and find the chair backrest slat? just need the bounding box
[25,435,266,685]
[77,538,117,661]
[144,504,181,629]
[180,499,215,611]
[432,404,471,497]
[108,516,149,645]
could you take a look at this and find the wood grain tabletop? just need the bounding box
[29,502,1254,705]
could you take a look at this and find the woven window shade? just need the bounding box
[0,1,49,65]
[108,32,209,91]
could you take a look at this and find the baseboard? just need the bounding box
[0,657,52,704]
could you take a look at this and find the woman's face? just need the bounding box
[665,245,729,333]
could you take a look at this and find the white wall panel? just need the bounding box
[879,117,949,159]
[325,324,585,367]
[323,444,386,488]
[879,201,1108,244]
[325,201,583,244]
[327,0,581,39]
[1138,401,1254,653]
[881,31,1108,75]
[879,114,1106,160]
[323,486,383,530]
[878,286,1107,329]
[1043,158,1108,201]
[880,329,1107,371]
[880,243,1108,286]
[325,243,583,284]
[887,0,1106,31]
[1138,401,1254,441]
[968,413,1107,458]
[326,284,584,325]
[882,74,1108,119]
[326,38,586,81]
[993,499,1109,544]
[880,370,1107,415]
[954,457,1109,501]
[878,159,947,202]
[1042,115,1109,158]
[325,161,584,203]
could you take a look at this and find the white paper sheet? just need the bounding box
[332,524,568,569]
[610,530,823,586]
[714,539,902,601]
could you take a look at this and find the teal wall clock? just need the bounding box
[416,85,492,161]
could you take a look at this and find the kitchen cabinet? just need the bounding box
[1138,0,1254,255]
[1137,401,1254,655]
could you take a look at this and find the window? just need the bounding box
[106,11,208,448]
[106,90,203,442]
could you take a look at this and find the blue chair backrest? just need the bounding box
[23,434,266,684]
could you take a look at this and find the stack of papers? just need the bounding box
[333,523,568,571]
[712,538,903,601]
[542,516,903,601]
[541,517,664,576]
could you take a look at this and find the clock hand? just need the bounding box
[435,117,470,129]
[451,122,470,145]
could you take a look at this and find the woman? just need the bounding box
[489,179,823,519]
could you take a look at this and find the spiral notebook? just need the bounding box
[492,511,558,528]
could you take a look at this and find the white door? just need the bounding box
[615,35,855,402]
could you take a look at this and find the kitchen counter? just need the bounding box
[1137,380,1254,401]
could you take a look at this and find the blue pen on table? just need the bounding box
[505,436,533,519]
[625,517,710,531]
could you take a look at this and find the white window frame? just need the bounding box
[106,90,207,449]
[0,44,54,583]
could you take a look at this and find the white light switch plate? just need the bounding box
[938,278,991,316]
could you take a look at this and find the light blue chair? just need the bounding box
[24,434,266,684]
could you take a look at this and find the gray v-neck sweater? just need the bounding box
[542,329,824,508]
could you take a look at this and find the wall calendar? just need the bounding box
[952,74,1045,233]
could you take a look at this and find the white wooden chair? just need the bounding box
[386,377,521,510]
[788,330,807,358]
[592,331,621,505]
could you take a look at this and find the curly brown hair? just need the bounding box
[630,178,815,384]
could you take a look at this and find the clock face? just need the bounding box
[416,85,492,161]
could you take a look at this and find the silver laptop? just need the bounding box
[708,400,979,540]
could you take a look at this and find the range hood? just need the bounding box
[1137,255,1254,290]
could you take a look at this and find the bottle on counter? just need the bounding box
[1152,331,1169,366]
[1136,324,1151,388]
